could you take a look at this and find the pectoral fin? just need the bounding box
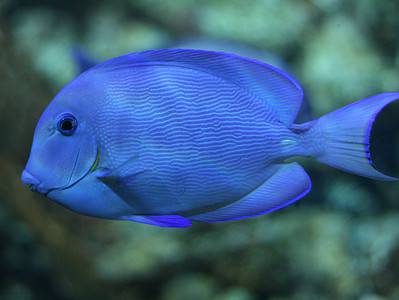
[97,156,147,200]
[189,163,311,222]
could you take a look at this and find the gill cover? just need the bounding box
[25,110,97,191]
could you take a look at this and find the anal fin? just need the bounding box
[189,163,311,222]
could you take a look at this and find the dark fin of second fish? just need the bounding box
[90,48,304,126]
[121,215,192,228]
[189,163,311,222]
[71,47,99,74]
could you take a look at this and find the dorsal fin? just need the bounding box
[92,49,304,126]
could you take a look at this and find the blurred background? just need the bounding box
[1,0,399,299]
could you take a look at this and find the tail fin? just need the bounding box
[310,93,399,181]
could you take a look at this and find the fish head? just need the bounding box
[21,69,137,219]
[21,74,100,207]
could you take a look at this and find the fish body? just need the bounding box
[22,49,398,227]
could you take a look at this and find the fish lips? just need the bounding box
[21,169,48,194]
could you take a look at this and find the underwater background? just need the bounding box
[1,0,399,299]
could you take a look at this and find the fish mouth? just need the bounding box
[21,169,49,195]
[23,147,101,196]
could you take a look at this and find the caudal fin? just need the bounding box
[311,93,399,181]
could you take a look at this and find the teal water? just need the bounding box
[1,1,399,299]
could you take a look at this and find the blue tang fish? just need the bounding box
[21,49,398,228]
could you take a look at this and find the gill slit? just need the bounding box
[58,146,100,191]
[89,146,101,173]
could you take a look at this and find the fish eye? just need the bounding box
[57,113,77,136]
